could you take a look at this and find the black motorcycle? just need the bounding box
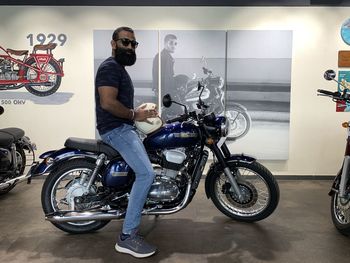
[29,82,279,234]
[0,106,36,194]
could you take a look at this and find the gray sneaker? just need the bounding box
[115,233,157,258]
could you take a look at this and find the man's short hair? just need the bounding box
[112,27,134,40]
[164,34,177,44]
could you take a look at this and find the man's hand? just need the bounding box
[134,104,158,122]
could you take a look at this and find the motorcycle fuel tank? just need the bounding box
[143,122,200,150]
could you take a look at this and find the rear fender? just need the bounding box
[204,154,256,199]
[31,148,98,177]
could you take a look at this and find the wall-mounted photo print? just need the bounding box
[226,30,293,160]
[156,30,226,119]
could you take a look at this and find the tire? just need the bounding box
[331,192,350,236]
[0,146,26,195]
[41,159,110,234]
[208,161,279,222]
[226,106,251,140]
[24,58,62,96]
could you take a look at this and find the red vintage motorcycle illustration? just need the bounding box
[0,43,64,96]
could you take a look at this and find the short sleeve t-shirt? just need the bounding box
[95,57,134,135]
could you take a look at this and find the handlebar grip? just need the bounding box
[317,89,339,96]
[166,115,187,124]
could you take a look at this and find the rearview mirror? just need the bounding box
[162,94,172,108]
[324,69,336,81]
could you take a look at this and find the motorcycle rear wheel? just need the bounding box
[331,192,350,236]
[41,159,110,234]
[208,161,279,222]
[24,58,62,96]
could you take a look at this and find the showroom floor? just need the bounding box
[1,179,350,263]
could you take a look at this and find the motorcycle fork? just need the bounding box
[210,143,243,200]
[339,128,350,198]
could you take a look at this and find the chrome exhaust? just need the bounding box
[0,173,30,190]
[45,210,125,222]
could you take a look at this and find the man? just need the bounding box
[95,27,157,258]
[152,34,177,99]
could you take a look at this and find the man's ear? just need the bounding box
[111,40,117,49]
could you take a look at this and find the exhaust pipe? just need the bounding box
[0,173,30,190]
[45,210,125,222]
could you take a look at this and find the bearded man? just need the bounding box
[95,26,157,258]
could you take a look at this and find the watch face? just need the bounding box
[341,18,350,45]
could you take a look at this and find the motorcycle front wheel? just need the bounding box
[208,161,279,222]
[24,58,62,96]
[226,106,251,140]
[41,159,110,234]
[331,192,350,236]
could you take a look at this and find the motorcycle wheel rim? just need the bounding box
[226,110,248,138]
[26,63,58,92]
[333,193,350,225]
[214,167,270,217]
[50,168,98,226]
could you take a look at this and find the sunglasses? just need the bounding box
[116,38,139,48]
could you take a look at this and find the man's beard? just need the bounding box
[114,48,136,66]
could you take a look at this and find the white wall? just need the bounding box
[0,6,348,175]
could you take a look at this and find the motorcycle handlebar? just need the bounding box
[317,89,340,97]
[166,114,188,124]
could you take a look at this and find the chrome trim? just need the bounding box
[0,170,31,190]
[45,210,125,222]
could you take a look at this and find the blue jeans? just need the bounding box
[101,124,155,234]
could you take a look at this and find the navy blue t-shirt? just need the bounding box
[95,57,134,135]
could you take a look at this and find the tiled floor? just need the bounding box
[1,179,350,263]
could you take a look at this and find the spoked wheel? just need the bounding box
[41,159,110,234]
[208,161,279,222]
[331,192,350,236]
[226,106,251,140]
[24,58,62,96]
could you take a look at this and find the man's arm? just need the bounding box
[98,86,157,121]
[98,86,133,120]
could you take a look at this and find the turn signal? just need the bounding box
[342,122,349,128]
[206,138,214,145]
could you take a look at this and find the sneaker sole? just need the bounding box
[115,243,156,258]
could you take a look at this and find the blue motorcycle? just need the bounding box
[30,82,279,234]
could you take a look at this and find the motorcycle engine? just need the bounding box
[147,149,187,203]
[0,148,12,172]
[0,58,18,80]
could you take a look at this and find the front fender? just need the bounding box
[204,154,256,199]
[30,148,98,177]
[329,169,341,196]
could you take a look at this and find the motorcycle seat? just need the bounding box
[64,137,120,158]
[6,49,29,56]
[0,128,25,141]
[33,43,57,53]
[0,131,14,148]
